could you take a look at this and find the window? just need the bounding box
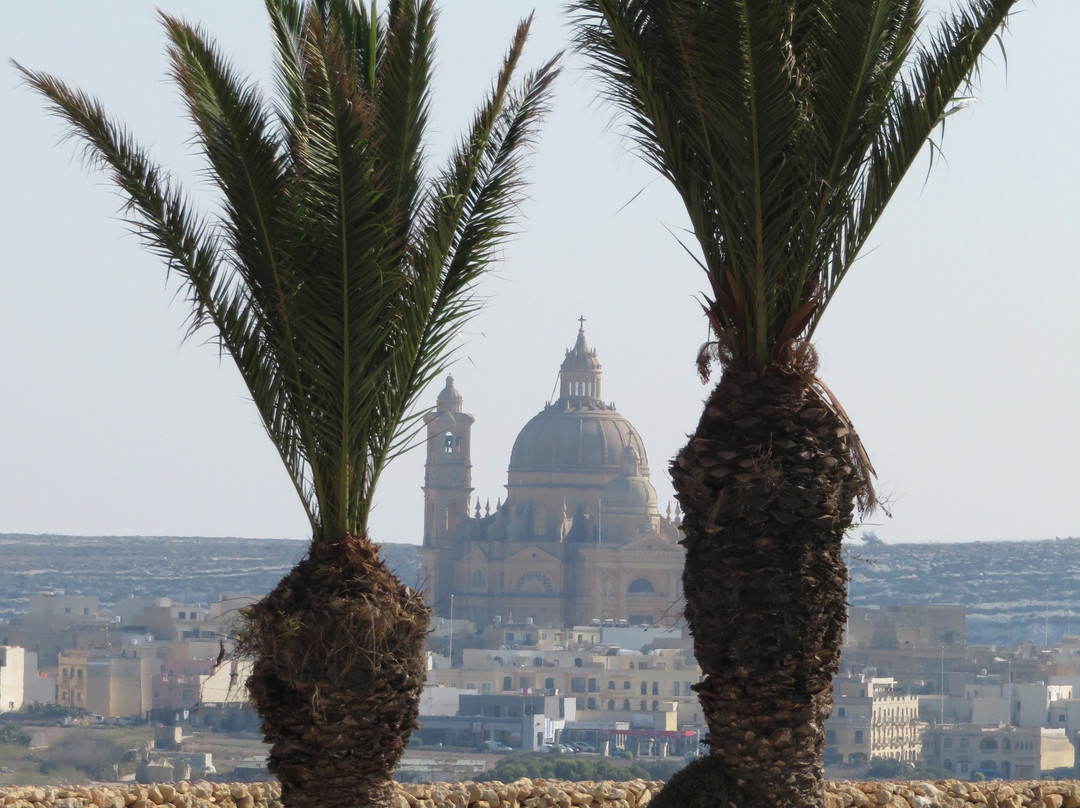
[608,681,616,690]
[641,682,648,695]
[608,700,615,710]
[623,700,630,710]
[533,507,547,536]
[640,700,647,711]
[838,707,846,717]
[502,676,513,691]
[623,681,631,690]
[944,759,953,772]
[944,738,953,749]
[481,683,491,695]
[826,730,836,745]
[684,682,693,696]
[652,701,659,711]
[959,738,969,750]
[652,682,659,695]
[673,683,680,697]
[571,678,586,693]
[854,730,864,744]
[587,698,597,710]
[545,678,555,690]
[588,678,598,693]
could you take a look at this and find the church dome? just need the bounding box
[509,404,649,475]
[508,324,649,478]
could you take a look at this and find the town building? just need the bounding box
[419,325,685,629]
[0,645,26,712]
[57,648,155,718]
[825,674,923,766]
[426,636,704,737]
[921,724,1075,779]
[840,605,968,692]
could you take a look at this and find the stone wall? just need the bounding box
[3,778,1080,808]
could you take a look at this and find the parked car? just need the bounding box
[541,743,574,754]
[482,740,513,753]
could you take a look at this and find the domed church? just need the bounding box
[418,324,685,629]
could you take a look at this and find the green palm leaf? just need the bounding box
[572,0,1017,365]
[18,0,560,544]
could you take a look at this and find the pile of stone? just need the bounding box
[3,779,1080,808]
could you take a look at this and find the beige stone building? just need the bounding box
[427,643,703,730]
[825,674,923,765]
[921,724,1075,779]
[419,325,685,629]
[57,648,155,718]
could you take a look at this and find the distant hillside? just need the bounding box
[845,537,1080,647]
[0,534,421,619]
[2,534,1077,648]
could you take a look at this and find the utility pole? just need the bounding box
[940,645,945,724]
[448,593,454,667]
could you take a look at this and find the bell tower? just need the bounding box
[423,375,474,546]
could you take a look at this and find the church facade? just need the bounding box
[418,325,685,629]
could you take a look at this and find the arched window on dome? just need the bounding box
[628,578,655,594]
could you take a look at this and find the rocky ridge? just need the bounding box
[3,779,1080,808]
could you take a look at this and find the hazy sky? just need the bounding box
[2,1,1077,546]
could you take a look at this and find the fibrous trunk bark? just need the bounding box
[238,533,430,808]
[668,363,859,808]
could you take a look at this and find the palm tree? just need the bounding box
[19,2,557,805]
[571,1,1016,806]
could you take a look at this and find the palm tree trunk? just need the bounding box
[238,534,430,808]
[670,363,859,808]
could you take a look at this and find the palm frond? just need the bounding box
[572,0,1019,365]
[15,63,321,532]
[22,0,559,544]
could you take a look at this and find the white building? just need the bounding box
[0,646,26,712]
